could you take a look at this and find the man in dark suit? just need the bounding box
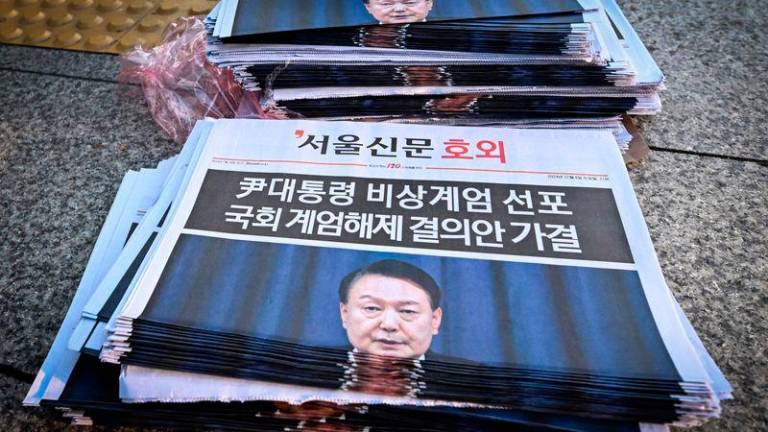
[339,259,443,360]
[337,259,444,396]
[363,0,434,25]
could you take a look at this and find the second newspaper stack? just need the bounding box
[205,0,663,139]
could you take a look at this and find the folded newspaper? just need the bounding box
[203,0,664,122]
[26,119,730,430]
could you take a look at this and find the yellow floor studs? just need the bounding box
[0,0,218,53]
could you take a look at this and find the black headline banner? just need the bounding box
[185,170,633,263]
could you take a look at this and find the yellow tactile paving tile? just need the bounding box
[0,0,217,53]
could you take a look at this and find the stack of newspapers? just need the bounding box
[26,119,731,430]
[205,0,663,133]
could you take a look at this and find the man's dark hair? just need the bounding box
[339,259,441,310]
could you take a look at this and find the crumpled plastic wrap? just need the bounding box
[119,17,287,143]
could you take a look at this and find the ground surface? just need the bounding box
[0,0,766,430]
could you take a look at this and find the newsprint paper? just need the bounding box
[102,119,720,425]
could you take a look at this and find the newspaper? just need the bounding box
[24,157,177,405]
[217,0,596,39]
[100,119,720,425]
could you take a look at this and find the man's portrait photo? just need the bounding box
[363,0,434,25]
[152,237,676,400]
[338,259,442,360]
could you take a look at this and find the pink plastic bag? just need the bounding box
[119,17,287,143]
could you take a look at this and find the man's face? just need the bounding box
[340,274,442,359]
[365,0,434,24]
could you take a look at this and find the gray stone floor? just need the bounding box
[0,0,766,430]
